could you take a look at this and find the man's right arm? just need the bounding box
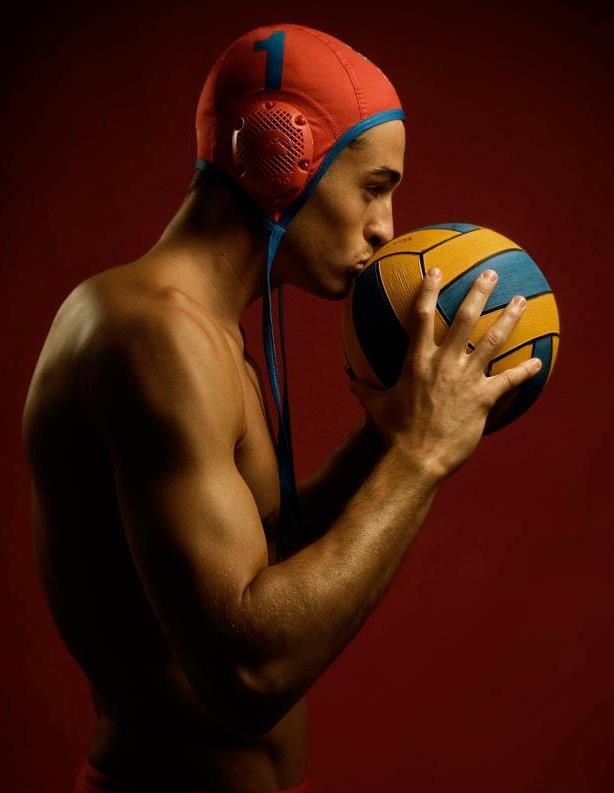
[87,304,443,740]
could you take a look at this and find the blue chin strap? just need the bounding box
[196,108,405,554]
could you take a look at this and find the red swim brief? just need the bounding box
[73,758,309,793]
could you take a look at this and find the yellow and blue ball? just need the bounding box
[341,222,560,434]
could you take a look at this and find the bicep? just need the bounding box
[90,310,270,713]
[114,444,269,689]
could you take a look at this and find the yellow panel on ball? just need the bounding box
[423,228,522,286]
[376,253,422,327]
[375,228,460,257]
[378,254,448,344]
[376,253,450,343]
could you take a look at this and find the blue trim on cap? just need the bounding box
[263,224,286,416]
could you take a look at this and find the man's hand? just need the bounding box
[348,267,543,481]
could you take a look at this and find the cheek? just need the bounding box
[320,185,361,226]
[315,189,365,254]
[283,184,365,270]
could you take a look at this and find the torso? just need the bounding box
[22,258,307,792]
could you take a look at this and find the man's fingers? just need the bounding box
[407,267,442,362]
[469,294,528,371]
[444,269,499,353]
[484,357,543,404]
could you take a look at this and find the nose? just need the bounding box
[365,199,394,251]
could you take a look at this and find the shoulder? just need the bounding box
[86,270,235,374]
[86,283,247,448]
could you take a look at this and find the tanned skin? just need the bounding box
[21,119,540,792]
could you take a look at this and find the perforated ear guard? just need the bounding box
[231,98,314,221]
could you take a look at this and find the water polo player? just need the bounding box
[22,23,540,793]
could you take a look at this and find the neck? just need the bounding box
[139,169,275,340]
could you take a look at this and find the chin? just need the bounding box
[289,269,343,300]
[321,274,354,301]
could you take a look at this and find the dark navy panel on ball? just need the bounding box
[352,262,408,388]
[437,249,552,322]
[415,222,479,233]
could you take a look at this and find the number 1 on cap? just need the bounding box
[253,31,286,91]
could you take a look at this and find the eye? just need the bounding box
[365,184,385,197]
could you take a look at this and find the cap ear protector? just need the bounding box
[231,97,314,221]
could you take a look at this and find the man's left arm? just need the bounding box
[243,342,387,559]
[280,414,388,559]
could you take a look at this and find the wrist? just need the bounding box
[387,440,448,487]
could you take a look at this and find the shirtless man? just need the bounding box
[21,24,542,793]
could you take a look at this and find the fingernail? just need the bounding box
[513,296,526,308]
[483,269,497,282]
[532,358,542,370]
[429,268,441,279]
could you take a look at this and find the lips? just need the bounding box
[349,260,368,274]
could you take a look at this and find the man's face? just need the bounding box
[274,120,405,299]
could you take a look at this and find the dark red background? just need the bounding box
[3,1,613,791]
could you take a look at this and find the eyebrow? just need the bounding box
[367,167,402,185]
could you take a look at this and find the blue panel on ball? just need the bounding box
[352,261,407,388]
[438,249,551,322]
[414,222,479,233]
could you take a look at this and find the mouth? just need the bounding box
[348,260,368,275]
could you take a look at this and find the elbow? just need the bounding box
[184,657,300,741]
[235,661,303,738]
[237,658,288,700]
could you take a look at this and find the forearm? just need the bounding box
[238,443,443,704]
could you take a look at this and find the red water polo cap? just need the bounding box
[195,22,405,224]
